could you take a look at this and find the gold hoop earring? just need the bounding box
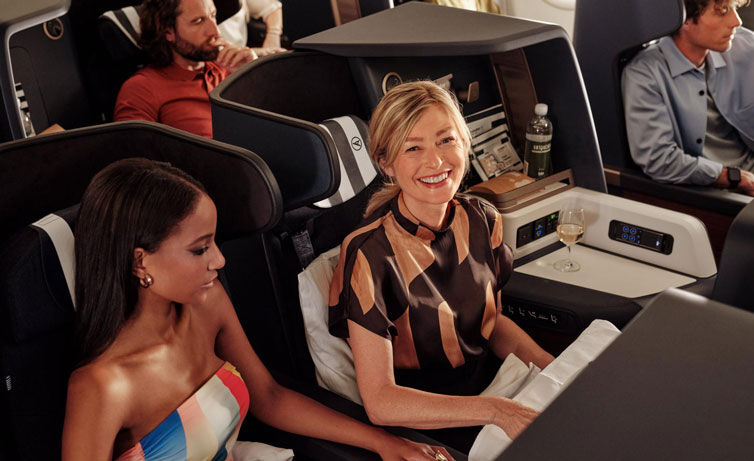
[139,274,153,288]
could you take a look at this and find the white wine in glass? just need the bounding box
[554,207,585,272]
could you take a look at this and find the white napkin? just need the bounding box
[231,441,295,461]
[468,319,621,461]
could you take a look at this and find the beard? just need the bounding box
[171,33,219,63]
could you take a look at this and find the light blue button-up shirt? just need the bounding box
[622,27,754,185]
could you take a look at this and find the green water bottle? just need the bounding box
[524,103,552,179]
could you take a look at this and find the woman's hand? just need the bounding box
[377,436,454,461]
[492,399,540,439]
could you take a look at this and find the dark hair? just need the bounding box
[683,0,750,23]
[139,0,183,67]
[74,158,206,365]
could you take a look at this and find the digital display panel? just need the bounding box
[608,220,673,254]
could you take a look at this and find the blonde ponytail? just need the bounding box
[364,183,401,217]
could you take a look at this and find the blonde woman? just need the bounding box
[329,81,554,451]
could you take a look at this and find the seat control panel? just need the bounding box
[516,211,559,248]
[608,220,673,255]
[503,298,579,334]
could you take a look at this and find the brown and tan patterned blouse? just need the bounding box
[329,193,513,394]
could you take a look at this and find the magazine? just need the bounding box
[465,104,522,181]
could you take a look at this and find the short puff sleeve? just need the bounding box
[329,243,397,341]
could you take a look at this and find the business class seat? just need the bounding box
[0,121,282,460]
[211,99,474,453]
[573,0,753,261]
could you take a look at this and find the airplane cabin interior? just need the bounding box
[1,1,754,460]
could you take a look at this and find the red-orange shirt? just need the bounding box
[114,61,229,138]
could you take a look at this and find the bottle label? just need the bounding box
[524,135,551,179]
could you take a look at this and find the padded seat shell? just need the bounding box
[0,120,281,243]
[0,121,282,460]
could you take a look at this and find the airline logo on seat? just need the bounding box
[351,137,363,151]
[43,18,64,40]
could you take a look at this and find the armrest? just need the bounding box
[615,168,751,216]
[503,271,643,335]
[241,372,468,460]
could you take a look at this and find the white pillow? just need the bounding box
[297,247,363,404]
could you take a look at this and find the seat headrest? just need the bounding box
[31,211,77,310]
[1,206,78,344]
[98,6,143,63]
[314,115,378,208]
[100,6,141,48]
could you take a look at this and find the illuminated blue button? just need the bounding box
[630,228,637,234]
[622,225,629,233]
[629,235,635,242]
[621,233,628,239]
[535,229,543,237]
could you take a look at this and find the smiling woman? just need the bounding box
[363,81,471,222]
[379,103,468,229]
[328,81,554,453]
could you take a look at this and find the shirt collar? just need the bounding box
[390,193,457,241]
[659,36,727,78]
[158,61,222,81]
[707,49,726,69]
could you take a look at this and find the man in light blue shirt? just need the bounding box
[622,0,754,196]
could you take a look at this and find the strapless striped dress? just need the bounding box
[117,362,250,461]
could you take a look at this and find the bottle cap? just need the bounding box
[534,103,548,116]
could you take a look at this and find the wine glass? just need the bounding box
[554,206,585,272]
